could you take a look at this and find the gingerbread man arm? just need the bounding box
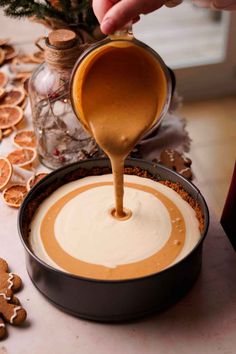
[0,258,22,293]
[159,149,192,180]
[0,290,27,326]
[0,259,8,273]
[11,295,21,306]
[0,317,6,340]
[0,273,22,293]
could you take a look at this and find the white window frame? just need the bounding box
[175,12,236,100]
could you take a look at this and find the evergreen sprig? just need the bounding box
[0,0,98,32]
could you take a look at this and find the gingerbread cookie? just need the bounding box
[158,149,192,180]
[0,318,5,339]
[0,258,27,340]
[0,258,22,293]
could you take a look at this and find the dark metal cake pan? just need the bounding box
[18,158,209,322]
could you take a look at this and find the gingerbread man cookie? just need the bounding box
[158,149,192,180]
[0,258,22,293]
[0,258,27,340]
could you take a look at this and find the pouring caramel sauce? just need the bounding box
[29,35,201,281]
[71,39,168,219]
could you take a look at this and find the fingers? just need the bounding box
[132,15,141,24]
[212,0,236,9]
[165,0,183,8]
[193,0,236,9]
[100,0,166,34]
[93,0,120,23]
[93,0,236,37]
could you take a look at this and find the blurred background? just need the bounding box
[135,1,236,100]
[0,1,235,219]
[136,3,236,219]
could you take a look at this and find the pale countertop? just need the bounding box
[1,12,236,354]
[1,196,236,354]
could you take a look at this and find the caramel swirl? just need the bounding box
[39,181,186,280]
[72,41,167,217]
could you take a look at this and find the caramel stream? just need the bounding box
[72,40,167,218]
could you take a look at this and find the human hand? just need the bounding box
[93,0,236,35]
[92,0,183,34]
[193,0,236,10]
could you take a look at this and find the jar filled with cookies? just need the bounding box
[29,29,99,170]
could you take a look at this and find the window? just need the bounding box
[135,3,236,100]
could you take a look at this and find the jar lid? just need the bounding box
[48,29,77,49]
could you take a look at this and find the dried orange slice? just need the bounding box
[23,79,29,95]
[13,130,37,148]
[0,106,23,129]
[20,98,28,110]
[2,128,13,137]
[15,72,31,80]
[12,54,34,65]
[0,88,5,100]
[27,172,48,191]
[14,72,31,84]
[0,39,9,47]
[0,72,7,88]
[0,88,25,106]
[0,157,12,190]
[7,148,36,168]
[29,51,44,64]
[0,48,5,65]
[2,45,17,61]
[2,184,27,208]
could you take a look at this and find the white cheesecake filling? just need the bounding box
[29,174,201,275]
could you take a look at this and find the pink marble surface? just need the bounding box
[0,191,236,354]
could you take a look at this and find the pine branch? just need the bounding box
[0,0,12,5]
[58,0,72,12]
[0,0,98,35]
[32,2,68,23]
[0,0,69,23]
[85,4,98,30]
[4,0,36,18]
[73,0,97,29]
[58,0,74,23]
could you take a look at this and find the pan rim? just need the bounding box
[18,158,209,284]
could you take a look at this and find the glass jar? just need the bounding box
[29,29,101,170]
[70,28,173,140]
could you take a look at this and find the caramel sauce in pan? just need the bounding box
[40,182,185,280]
